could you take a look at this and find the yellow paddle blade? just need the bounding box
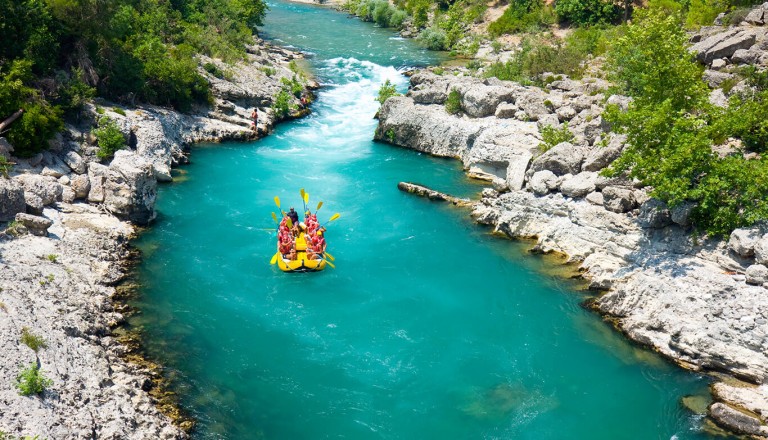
[329,213,340,222]
[300,188,305,200]
[324,259,335,269]
[303,191,309,204]
[271,212,278,223]
[285,217,293,228]
[274,196,281,209]
[270,253,278,265]
[316,201,323,212]
[324,252,335,261]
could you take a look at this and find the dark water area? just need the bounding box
[130,2,723,438]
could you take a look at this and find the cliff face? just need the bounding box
[0,39,312,439]
[375,64,768,436]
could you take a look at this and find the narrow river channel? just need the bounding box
[130,2,721,438]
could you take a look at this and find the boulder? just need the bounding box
[709,402,768,437]
[537,114,560,129]
[555,106,577,121]
[709,89,729,108]
[14,212,52,237]
[602,186,637,213]
[586,191,604,206]
[703,70,734,88]
[711,58,727,70]
[410,87,448,105]
[728,227,763,258]
[745,264,768,285]
[14,174,63,206]
[582,116,610,145]
[461,84,518,118]
[103,151,157,225]
[24,192,44,215]
[606,95,632,111]
[495,102,517,119]
[0,178,25,221]
[691,29,757,64]
[88,163,108,203]
[755,236,768,265]
[583,134,625,172]
[670,201,696,227]
[0,137,13,158]
[731,48,763,65]
[505,151,533,191]
[516,89,549,121]
[638,198,672,229]
[61,186,76,203]
[71,174,91,200]
[560,171,598,198]
[40,151,69,178]
[744,5,766,25]
[529,142,583,176]
[62,150,87,174]
[528,170,558,196]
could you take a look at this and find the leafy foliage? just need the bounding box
[377,80,400,105]
[94,117,126,160]
[15,363,53,396]
[555,0,621,25]
[603,11,768,236]
[20,327,47,352]
[445,88,462,114]
[416,27,449,50]
[539,123,575,152]
[272,89,294,119]
[488,0,555,35]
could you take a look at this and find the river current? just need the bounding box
[131,2,722,438]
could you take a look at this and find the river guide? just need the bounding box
[270,190,339,272]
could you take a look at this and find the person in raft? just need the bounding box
[287,207,299,225]
[309,229,326,260]
[304,211,318,235]
[250,108,258,130]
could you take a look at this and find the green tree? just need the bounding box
[93,116,126,160]
[377,79,400,105]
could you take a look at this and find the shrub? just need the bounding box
[15,363,53,396]
[46,254,58,263]
[55,68,96,112]
[203,62,225,79]
[684,0,727,27]
[555,0,621,25]
[488,0,554,36]
[445,88,462,114]
[390,9,408,27]
[539,122,575,152]
[20,327,47,352]
[372,0,394,26]
[417,27,448,50]
[93,117,126,160]
[377,79,400,105]
[281,76,304,98]
[112,107,126,116]
[0,61,63,157]
[272,88,294,118]
[261,66,276,77]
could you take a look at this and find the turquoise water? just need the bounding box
[131,2,722,439]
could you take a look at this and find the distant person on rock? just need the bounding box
[250,108,258,131]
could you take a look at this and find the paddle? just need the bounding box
[303,191,310,212]
[274,196,284,215]
[315,201,323,214]
[324,252,335,261]
[323,258,335,269]
[271,212,278,225]
[300,188,307,212]
[320,213,340,229]
[270,252,279,265]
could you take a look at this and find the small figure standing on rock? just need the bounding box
[250,108,259,131]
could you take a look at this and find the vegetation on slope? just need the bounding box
[0,0,267,157]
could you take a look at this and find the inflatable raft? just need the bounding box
[277,231,327,272]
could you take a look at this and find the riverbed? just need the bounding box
[130,2,721,438]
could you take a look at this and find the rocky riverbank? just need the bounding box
[0,38,313,438]
[375,9,768,437]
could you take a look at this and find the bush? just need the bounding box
[488,0,554,36]
[555,0,621,25]
[272,89,294,118]
[539,123,575,152]
[377,80,400,105]
[417,27,448,50]
[684,0,727,27]
[20,327,47,352]
[390,9,408,27]
[603,11,768,236]
[93,117,126,160]
[15,363,53,396]
[445,88,462,114]
[0,61,63,157]
[484,36,588,83]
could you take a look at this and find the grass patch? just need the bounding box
[15,363,53,396]
[445,88,462,114]
[20,327,47,352]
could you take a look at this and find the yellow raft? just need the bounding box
[277,231,327,272]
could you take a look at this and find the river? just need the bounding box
[130,2,722,438]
